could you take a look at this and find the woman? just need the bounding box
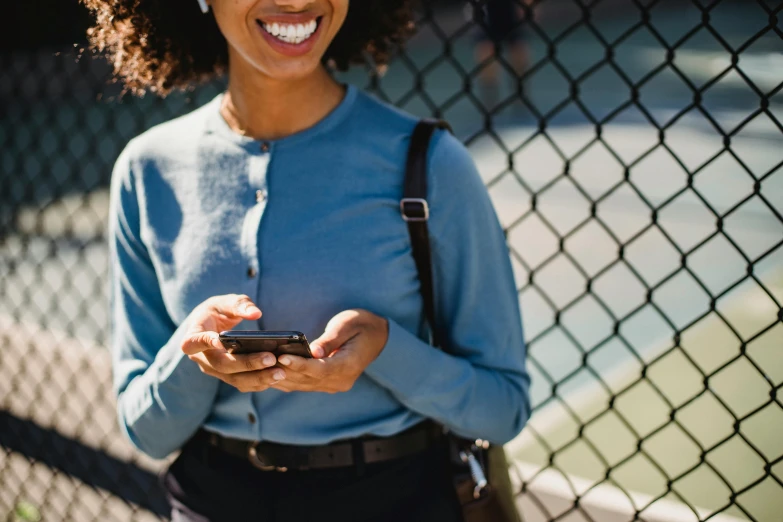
[88,0,530,520]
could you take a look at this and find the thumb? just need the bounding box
[310,311,360,359]
[181,330,222,355]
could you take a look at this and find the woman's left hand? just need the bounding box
[269,309,389,394]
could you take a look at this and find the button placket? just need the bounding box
[241,147,269,288]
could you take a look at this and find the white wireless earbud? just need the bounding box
[196,0,209,13]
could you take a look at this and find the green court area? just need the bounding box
[512,271,783,521]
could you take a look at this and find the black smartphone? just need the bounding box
[218,330,312,358]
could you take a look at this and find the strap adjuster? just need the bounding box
[400,198,429,222]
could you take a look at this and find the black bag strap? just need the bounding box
[400,119,452,349]
[401,123,521,521]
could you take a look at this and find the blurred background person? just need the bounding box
[470,0,533,110]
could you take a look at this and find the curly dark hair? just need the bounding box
[82,0,416,96]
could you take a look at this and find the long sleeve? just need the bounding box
[364,130,531,444]
[108,142,220,459]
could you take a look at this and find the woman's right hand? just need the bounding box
[180,294,286,392]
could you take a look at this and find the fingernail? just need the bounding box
[311,345,324,358]
[259,354,274,366]
[278,357,290,366]
[211,338,222,349]
[273,370,285,381]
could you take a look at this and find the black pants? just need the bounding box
[161,434,464,522]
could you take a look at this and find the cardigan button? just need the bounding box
[247,267,257,278]
[260,142,270,153]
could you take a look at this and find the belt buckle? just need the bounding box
[248,443,288,472]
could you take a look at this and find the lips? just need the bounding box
[259,18,319,45]
[255,15,324,57]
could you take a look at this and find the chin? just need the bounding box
[258,59,323,82]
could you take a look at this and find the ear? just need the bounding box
[197,0,209,13]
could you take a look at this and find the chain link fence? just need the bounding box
[1,0,782,520]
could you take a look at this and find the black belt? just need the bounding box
[194,421,443,472]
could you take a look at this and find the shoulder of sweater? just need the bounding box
[121,97,217,164]
[426,128,486,215]
[350,89,420,136]
[352,88,474,168]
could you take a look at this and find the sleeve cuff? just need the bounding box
[153,319,209,390]
[119,319,218,429]
[364,318,436,397]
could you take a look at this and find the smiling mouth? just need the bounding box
[257,17,322,45]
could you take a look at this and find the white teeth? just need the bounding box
[261,19,318,44]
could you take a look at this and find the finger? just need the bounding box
[277,356,330,382]
[188,352,223,379]
[270,377,319,393]
[181,331,223,356]
[310,312,361,359]
[203,350,277,374]
[310,330,359,359]
[270,381,304,393]
[208,294,262,321]
[192,356,287,391]
[276,354,315,372]
[230,367,287,392]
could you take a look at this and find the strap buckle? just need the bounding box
[400,198,429,222]
[248,443,288,472]
[459,446,488,499]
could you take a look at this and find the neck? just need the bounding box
[223,54,345,141]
